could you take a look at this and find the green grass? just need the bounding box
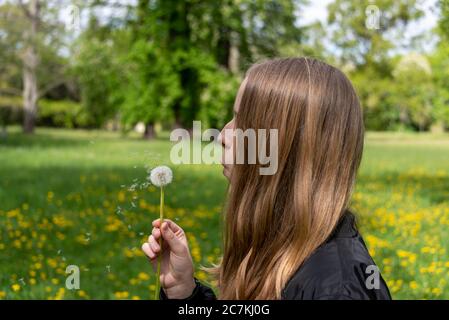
[0,126,448,299]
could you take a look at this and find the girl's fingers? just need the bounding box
[149,235,160,252]
[142,243,161,273]
[152,227,161,239]
[164,219,182,233]
[152,219,163,228]
[152,219,182,234]
[159,222,186,255]
[142,242,157,259]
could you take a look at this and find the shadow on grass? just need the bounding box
[0,165,228,213]
[0,131,90,149]
[2,164,447,212]
[0,127,174,150]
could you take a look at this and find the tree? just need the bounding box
[391,53,434,131]
[438,0,449,40]
[0,0,68,134]
[121,0,307,137]
[327,0,424,67]
[68,0,307,137]
[120,39,181,138]
[71,16,126,128]
[430,42,449,130]
[429,0,449,130]
[326,0,426,131]
[20,0,40,133]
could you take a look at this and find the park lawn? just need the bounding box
[0,126,449,299]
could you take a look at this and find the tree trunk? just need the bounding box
[173,102,182,129]
[399,107,409,128]
[229,39,240,74]
[216,25,231,69]
[22,0,40,134]
[111,113,120,131]
[23,54,38,134]
[143,122,155,139]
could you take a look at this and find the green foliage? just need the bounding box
[120,40,181,130]
[429,42,449,129]
[0,96,23,127]
[0,97,89,129]
[38,100,88,128]
[327,0,424,66]
[0,0,71,133]
[1,0,449,133]
[198,66,240,129]
[327,0,446,131]
[118,0,307,132]
[390,53,435,131]
[71,35,123,128]
[438,0,449,39]
[351,70,399,131]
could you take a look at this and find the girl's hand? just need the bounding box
[141,219,196,299]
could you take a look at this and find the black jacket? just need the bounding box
[160,210,392,300]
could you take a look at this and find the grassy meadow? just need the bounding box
[0,127,448,299]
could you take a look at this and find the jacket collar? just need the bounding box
[280,209,358,299]
[327,209,358,240]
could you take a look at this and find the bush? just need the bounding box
[0,97,91,129]
[38,100,89,128]
[0,96,23,127]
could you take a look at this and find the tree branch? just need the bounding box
[18,0,33,19]
[0,87,22,96]
[38,78,67,99]
[89,0,134,10]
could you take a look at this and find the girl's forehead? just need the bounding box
[234,77,248,113]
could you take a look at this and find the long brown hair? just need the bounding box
[205,57,364,299]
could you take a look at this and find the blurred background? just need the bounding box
[0,0,448,299]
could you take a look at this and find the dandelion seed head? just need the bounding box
[149,166,173,187]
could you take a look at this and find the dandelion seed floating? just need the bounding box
[148,165,173,300]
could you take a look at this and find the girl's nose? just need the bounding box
[219,119,235,149]
[217,130,223,146]
[218,124,228,148]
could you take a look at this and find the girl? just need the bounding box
[142,57,391,300]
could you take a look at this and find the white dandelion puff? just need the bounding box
[149,166,173,187]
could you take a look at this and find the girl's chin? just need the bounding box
[222,166,230,179]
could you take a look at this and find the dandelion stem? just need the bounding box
[154,185,164,300]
